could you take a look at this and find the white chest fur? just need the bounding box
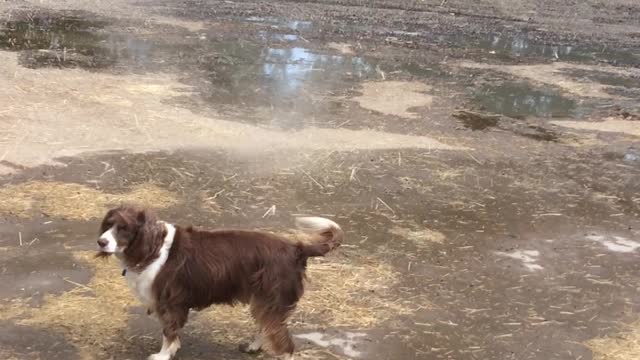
[122,222,176,307]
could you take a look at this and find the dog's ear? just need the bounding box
[100,207,118,234]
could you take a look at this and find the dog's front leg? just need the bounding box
[239,332,264,353]
[148,307,188,360]
[148,335,181,360]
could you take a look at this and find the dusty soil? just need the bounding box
[0,0,639,359]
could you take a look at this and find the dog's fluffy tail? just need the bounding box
[295,217,343,258]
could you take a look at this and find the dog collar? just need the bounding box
[119,222,173,278]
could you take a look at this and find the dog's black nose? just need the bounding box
[97,239,108,248]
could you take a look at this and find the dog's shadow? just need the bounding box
[117,306,261,360]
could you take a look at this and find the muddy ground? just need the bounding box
[0,0,639,359]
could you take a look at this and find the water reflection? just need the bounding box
[475,82,576,118]
[262,47,372,93]
[199,43,376,127]
[477,31,638,65]
[481,32,577,60]
[0,13,159,69]
[258,32,299,42]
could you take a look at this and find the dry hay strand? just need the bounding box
[588,321,640,360]
[0,181,177,220]
[435,169,464,181]
[0,251,136,352]
[390,224,446,248]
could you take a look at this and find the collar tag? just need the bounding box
[122,269,127,276]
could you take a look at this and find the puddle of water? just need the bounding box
[197,42,377,126]
[0,12,115,68]
[476,31,639,65]
[0,12,108,51]
[0,11,376,123]
[0,12,177,70]
[474,82,576,118]
[262,47,373,92]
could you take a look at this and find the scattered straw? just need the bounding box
[390,225,446,248]
[588,321,640,360]
[0,251,136,352]
[0,181,177,220]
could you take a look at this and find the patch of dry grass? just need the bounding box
[0,251,136,352]
[588,322,640,360]
[0,181,177,220]
[298,258,414,327]
[390,225,446,248]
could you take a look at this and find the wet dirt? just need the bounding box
[1,1,640,360]
[0,11,113,69]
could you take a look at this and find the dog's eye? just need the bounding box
[116,224,126,232]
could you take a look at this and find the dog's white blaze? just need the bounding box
[295,217,340,232]
[123,222,176,307]
[148,335,180,360]
[98,225,119,253]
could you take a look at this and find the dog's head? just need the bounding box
[97,206,164,262]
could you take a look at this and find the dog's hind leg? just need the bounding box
[148,307,188,360]
[249,299,296,357]
[240,299,266,354]
[263,319,295,358]
[255,305,295,358]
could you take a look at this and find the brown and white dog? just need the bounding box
[96,206,343,360]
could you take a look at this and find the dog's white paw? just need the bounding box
[147,353,171,360]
